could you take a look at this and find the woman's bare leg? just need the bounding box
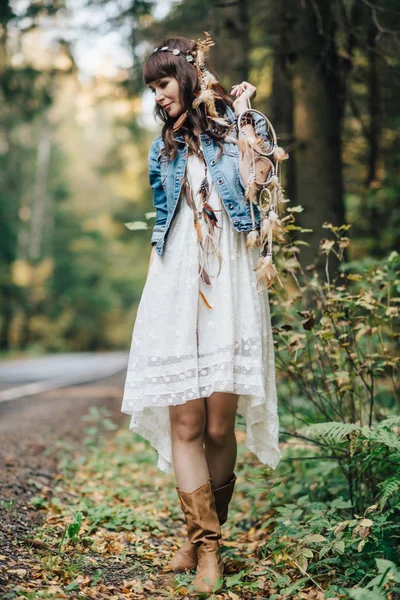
[204,392,238,488]
[169,398,209,492]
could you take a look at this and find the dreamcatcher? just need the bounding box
[226,107,290,292]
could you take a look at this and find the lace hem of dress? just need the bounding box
[121,342,281,476]
[121,381,281,475]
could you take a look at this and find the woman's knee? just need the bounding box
[204,422,236,448]
[170,404,206,443]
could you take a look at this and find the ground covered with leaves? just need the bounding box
[0,390,322,600]
[0,414,293,598]
[1,376,398,599]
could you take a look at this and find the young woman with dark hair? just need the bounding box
[121,35,281,593]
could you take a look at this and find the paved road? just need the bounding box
[0,351,129,402]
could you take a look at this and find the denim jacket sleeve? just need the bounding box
[223,104,247,190]
[148,136,168,246]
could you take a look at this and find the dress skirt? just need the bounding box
[121,153,281,474]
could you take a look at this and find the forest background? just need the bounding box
[0,0,398,355]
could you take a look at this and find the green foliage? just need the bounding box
[58,510,84,555]
[240,234,400,596]
[272,232,399,513]
[67,511,84,542]
[30,496,48,509]
[0,498,16,513]
[248,463,399,595]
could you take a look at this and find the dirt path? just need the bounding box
[0,373,126,596]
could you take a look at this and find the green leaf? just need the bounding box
[319,546,330,559]
[124,221,148,230]
[306,422,360,443]
[375,558,400,578]
[30,496,47,508]
[65,581,80,592]
[302,534,326,543]
[225,569,247,588]
[333,540,345,554]
[212,574,224,592]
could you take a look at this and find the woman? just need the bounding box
[121,34,281,593]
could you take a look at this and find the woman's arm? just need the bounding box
[146,137,168,278]
[231,82,271,189]
[148,137,168,246]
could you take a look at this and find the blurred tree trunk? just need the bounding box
[271,0,296,209]
[212,0,250,84]
[20,116,52,349]
[366,13,386,251]
[287,0,345,274]
[366,23,383,187]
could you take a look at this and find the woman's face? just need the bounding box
[148,76,184,118]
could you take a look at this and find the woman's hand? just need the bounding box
[230,81,257,115]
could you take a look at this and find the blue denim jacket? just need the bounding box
[149,104,260,255]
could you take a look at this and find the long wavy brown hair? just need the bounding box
[143,36,234,159]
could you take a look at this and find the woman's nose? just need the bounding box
[155,90,165,103]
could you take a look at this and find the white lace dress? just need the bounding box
[121,152,281,474]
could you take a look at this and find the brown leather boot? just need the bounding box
[177,479,224,593]
[214,473,237,526]
[169,473,237,572]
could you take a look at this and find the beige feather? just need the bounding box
[254,255,282,290]
[246,229,260,248]
[209,116,230,127]
[237,136,263,155]
[244,181,260,205]
[260,210,286,244]
[192,89,217,114]
[202,70,217,86]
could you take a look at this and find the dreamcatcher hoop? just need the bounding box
[234,101,289,291]
[252,156,275,187]
[237,108,277,157]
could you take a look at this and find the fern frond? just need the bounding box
[367,428,400,450]
[303,420,400,450]
[378,477,400,511]
[377,416,400,429]
[305,422,360,443]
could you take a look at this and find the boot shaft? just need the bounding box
[214,473,237,526]
[176,479,221,545]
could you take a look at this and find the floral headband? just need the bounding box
[152,46,195,65]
